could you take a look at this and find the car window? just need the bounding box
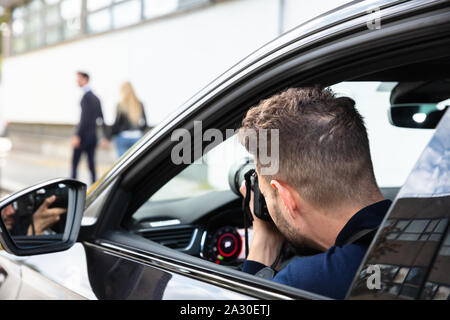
[421,228,450,300]
[347,197,450,300]
[150,135,251,202]
[138,81,435,211]
[123,78,446,299]
[330,82,434,189]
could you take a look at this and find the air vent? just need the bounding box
[141,226,196,250]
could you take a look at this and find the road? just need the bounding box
[0,149,115,199]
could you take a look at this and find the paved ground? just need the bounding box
[0,149,116,199]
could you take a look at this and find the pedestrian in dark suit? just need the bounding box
[71,72,105,184]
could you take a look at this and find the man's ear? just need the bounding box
[270,179,299,220]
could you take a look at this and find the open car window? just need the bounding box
[122,78,444,298]
[139,135,250,203]
[133,80,436,220]
[330,82,434,191]
[121,78,442,267]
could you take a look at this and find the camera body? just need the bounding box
[228,158,272,222]
[11,187,68,235]
[16,187,68,217]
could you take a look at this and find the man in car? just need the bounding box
[238,86,391,299]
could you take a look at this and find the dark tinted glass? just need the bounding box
[348,196,450,300]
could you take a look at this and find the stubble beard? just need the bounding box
[271,200,322,256]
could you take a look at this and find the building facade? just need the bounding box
[0,0,348,127]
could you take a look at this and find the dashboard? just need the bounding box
[128,186,401,268]
[130,190,252,267]
[201,226,252,266]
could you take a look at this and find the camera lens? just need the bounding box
[228,157,255,196]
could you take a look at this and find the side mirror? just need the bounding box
[0,179,86,256]
[388,103,449,129]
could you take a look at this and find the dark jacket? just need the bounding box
[76,91,105,147]
[106,103,148,140]
[243,199,392,299]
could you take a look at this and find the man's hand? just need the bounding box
[71,135,81,149]
[240,182,284,267]
[100,138,110,149]
[27,195,67,236]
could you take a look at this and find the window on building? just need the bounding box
[87,0,112,12]
[144,0,178,19]
[8,0,213,55]
[112,0,141,29]
[61,0,82,39]
[87,8,111,34]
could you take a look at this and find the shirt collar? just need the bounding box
[335,199,392,247]
[82,85,91,93]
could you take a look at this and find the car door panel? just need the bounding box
[83,242,254,300]
[0,253,21,299]
[1,244,96,299]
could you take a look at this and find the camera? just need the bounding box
[11,186,68,235]
[16,187,68,217]
[228,158,272,222]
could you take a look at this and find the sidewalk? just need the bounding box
[0,148,116,198]
[0,122,119,198]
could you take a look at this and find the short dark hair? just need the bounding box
[239,86,379,208]
[77,71,90,81]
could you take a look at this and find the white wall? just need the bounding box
[0,0,281,127]
[282,0,350,32]
[0,0,353,127]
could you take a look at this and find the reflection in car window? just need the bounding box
[349,196,450,300]
[421,229,450,300]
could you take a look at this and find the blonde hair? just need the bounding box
[118,82,142,126]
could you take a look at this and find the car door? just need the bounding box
[0,243,95,300]
[76,0,450,300]
[1,0,449,300]
[0,252,21,299]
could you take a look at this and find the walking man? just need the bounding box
[71,71,105,184]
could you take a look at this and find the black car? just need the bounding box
[0,0,449,300]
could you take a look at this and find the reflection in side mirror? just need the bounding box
[0,179,86,256]
[388,103,449,129]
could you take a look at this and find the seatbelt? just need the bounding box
[343,227,379,246]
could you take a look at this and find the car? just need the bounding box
[0,0,449,300]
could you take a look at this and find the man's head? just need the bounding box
[239,87,382,250]
[1,204,16,231]
[76,71,90,87]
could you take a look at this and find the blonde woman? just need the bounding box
[104,82,148,157]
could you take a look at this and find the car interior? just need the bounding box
[117,55,450,277]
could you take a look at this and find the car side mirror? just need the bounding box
[0,179,86,256]
[388,102,449,129]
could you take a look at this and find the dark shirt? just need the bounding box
[106,103,147,140]
[76,91,106,147]
[242,199,392,299]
